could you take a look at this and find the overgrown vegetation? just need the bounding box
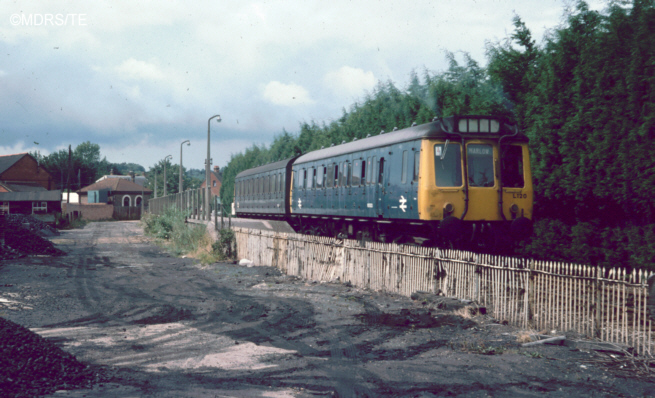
[219,1,655,271]
[141,207,227,263]
[211,229,236,261]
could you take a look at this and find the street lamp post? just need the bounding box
[163,155,172,197]
[179,140,190,193]
[206,114,221,221]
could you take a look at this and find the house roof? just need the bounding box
[96,175,148,187]
[78,178,152,194]
[0,190,61,202]
[0,153,28,175]
[0,182,48,192]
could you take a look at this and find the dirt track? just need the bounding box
[1,221,654,397]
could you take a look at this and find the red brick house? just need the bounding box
[77,178,152,207]
[200,166,222,196]
[0,153,54,190]
[0,153,61,219]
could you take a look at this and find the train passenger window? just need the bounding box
[501,145,524,188]
[327,164,334,188]
[467,144,495,187]
[259,177,264,194]
[371,156,377,185]
[352,161,360,186]
[360,160,366,185]
[272,174,277,193]
[401,150,408,184]
[280,173,285,192]
[307,167,313,189]
[435,143,462,187]
[317,166,324,187]
[264,176,269,194]
[378,158,385,184]
[345,162,351,186]
[413,152,420,182]
[302,169,308,189]
[366,157,371,184]
[312,168,317,188]
[336,163,341,187]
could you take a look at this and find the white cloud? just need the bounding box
[324,66,377,99]
[115,58,166,81]
[262,81,314,106]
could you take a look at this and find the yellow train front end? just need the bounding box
[417,116,533,248]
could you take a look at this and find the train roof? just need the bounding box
[235,157,296,179]
[295,115,526,165]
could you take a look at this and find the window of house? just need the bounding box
[32,201,47,214]
[122,196,131,207]
[136,196,142,206]
[213,180,216,187]
[0,202,8,214]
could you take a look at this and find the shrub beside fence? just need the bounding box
[233,227,654,356]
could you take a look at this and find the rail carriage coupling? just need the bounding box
[233,115,533,251]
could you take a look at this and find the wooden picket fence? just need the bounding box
[233,227,655,356]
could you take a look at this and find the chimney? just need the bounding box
[129,171,135,182]
[110,168,115,175]
[213,166,219,174]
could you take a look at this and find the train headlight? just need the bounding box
[443,202,454,215]
[510,204,519,214]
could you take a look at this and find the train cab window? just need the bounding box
[501,145,524,188]
[401,150,408,184]
[413,151,420,182]
[434,143,462,187]
[378,157,385,184]
[467,144,495,187]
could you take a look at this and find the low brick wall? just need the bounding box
[62,203,114,221]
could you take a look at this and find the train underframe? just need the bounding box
[287,215,520,252]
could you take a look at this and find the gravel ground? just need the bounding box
[0,221,654,397]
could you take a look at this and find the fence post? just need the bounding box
[595,266,601,338]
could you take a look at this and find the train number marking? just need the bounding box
[512,193,527,199]
[399,196,407,212]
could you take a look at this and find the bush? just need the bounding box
[212,229,236,260]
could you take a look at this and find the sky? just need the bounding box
[0,0,608,172]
